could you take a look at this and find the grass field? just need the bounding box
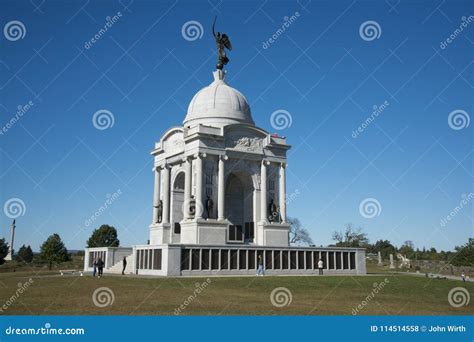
[0,270,472,315]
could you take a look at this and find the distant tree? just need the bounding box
[451,238,474,267]
[371,239,396,259]
[332,223,369,247]
[0,238,9,265]
[288,217,313,246]
[16,245,33,263]
[87,224,119,248]
[39,234,69,270]
[398,240,415,258]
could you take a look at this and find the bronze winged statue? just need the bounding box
[212,16,232,70]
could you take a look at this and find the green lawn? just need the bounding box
[0,271,472,315]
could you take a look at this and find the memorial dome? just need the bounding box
[184,70,254,127]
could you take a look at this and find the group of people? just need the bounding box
[92,256,128,277]
[256,255,325,276]
[92,258,104,277]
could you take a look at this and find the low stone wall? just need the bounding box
[85,245,367,276]
[133,244,366,276]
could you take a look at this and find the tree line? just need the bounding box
[0,224,118,269]
[329,223,473,267]
[1,222,472,267]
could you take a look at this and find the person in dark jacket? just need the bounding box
[92,258,97,277]
[122,256,127,275]
[97,258,104,278]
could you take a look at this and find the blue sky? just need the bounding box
[0,0,472,252]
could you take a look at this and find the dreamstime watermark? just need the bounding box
[440,193,473,227]
[0,278,34,313]
[270,287,292,307]
[92,109,115,130]
[84,12,123,49]
[352,278,390,315]
[84,190,122,227]
[262,12,300,49]
[359,20,381,41]
[181,20,204,41]
[352,101,389,138]
[181,197,204,219]
[448,287,470,308]
[286,188,300,204]
[359,198,382,219]
[448,109,470,130]
[270,109,293,130]
[4,197,26,219]
[5,323,85,336]
[4,20,26,41]
[0,101,34,136]
[92,287,115,307]
[174,278,212,315]
[440,16,474,50]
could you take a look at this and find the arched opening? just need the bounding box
[225,171,254,243]
[171,172,185,238]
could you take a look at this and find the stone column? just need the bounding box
[195,154,204,219]
[5,220,15,261]
[152,166,161,224]
[184,157,192,219]
[377,251,383,266]
[260,160,268,222]
[162,166,170,224]
[217,155,226,220]
[279,163,287,223]
[389,253,395,269]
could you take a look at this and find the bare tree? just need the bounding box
[398,240,415,257]
[332,223,369,247]
[288,217,313,246]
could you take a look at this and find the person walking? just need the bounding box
[92,258,97,277]
[122,256,127,275]
[97,258,104,278]
[318,259,324,275]
[461,271,466,282]
[256,254,264,276]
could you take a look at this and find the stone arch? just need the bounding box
[171,171,185,232]
[225,170,255,242]
[224,159,260,190]
[171,165,185,187]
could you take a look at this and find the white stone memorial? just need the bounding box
[389,253,395,269]
[84,63,367,276]
[148,69,290,247]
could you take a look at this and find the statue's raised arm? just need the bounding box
[212,16,232,70]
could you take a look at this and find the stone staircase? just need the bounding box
[107,254,134,275]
